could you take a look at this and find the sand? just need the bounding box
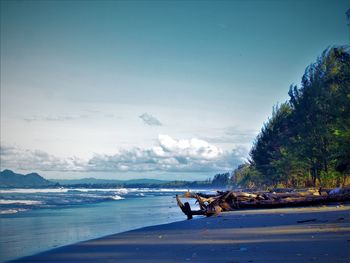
[9,204,350,263]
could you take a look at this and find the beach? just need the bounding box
[10,204,350,263]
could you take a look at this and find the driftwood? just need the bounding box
[176,187,350,220]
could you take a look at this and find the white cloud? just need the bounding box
[23,114,89,122]
[139,113,162,126]
[1,135,246,174]
[157,135,223,160]
[0,144,86,171]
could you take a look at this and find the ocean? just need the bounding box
[0,187,214,262]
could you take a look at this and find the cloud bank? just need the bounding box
[23,114,89,122]
[22,111,121,123]
[0,145,86,171]
[0,135,246,173]
[139,113,162,126]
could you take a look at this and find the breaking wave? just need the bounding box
[0,187,213,215]
[0,208,28,215]
[0,200,44,205]
[109,195,124,200]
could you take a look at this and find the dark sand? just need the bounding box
[10,205,350,263]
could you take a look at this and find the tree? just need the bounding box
[238,46,350,188]
[211,172,231,186]
[250,102,296,187]
[288,47,350,186]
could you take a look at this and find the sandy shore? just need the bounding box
[10,204,350,263]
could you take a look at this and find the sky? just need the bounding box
[1,0,349,180]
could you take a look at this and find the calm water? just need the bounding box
[0,188,210,262]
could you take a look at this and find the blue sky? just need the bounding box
[1,0,349,180]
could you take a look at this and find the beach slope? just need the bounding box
[10,205,350,263]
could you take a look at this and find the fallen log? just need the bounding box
[176,187,350,219]
[176,195,205,220]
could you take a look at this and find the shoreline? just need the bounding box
[8,204,350,263]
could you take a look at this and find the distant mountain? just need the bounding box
[0,169,56,188]
[51,178,123,185]
[123,179,169,185]
[51,178,169,186]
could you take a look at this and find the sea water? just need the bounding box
[0,188,213,262]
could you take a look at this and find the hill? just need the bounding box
[0,169,57,188]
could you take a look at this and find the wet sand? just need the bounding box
[10,204,350,263]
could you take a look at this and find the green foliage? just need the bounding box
[250,102,295,187]
[211,172,231,186]
[237,46,350,188]
[232,164,264,189]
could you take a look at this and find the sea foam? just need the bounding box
[0,200,44,205]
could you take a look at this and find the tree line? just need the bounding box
[233,46,350,188]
